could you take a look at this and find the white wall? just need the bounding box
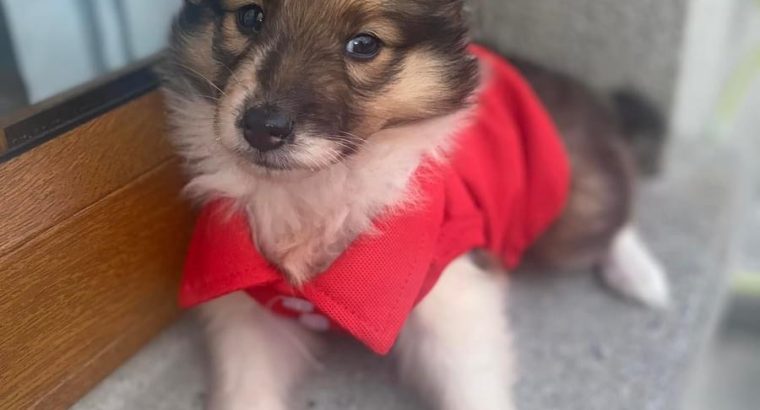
[671,0,740,138]
[3,0,98,102]
[672,0,760,138]
[121,0,183,59]
[2,0,181,103]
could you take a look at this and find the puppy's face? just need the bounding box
[165,0,478,173]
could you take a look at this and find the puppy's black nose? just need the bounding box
[242,107,294,152]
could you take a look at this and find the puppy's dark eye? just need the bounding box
[346,34,382,60]
[237,5,265,33]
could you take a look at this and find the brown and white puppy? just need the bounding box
[162,1,669,409]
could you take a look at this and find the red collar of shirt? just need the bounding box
[179,45,571,355]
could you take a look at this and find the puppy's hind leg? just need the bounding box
[602,226,670,309]
[395,254,516,410]
[198,292,322,410]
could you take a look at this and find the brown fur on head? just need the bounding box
[164,0,478,172]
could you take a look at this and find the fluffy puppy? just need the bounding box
[162,1,669,409]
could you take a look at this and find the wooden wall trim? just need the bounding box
[0,60,159,164]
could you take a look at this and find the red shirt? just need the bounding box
[179,45,570,355]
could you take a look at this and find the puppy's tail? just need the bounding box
[612,90,668,176]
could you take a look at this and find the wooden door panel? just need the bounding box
[0,92,172,257]
[0,91,193,409]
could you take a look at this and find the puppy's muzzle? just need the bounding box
[241,106,295,152]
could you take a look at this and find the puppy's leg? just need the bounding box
[396,254,516,410]
[602,225,670,308]
[198,292,322,410]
